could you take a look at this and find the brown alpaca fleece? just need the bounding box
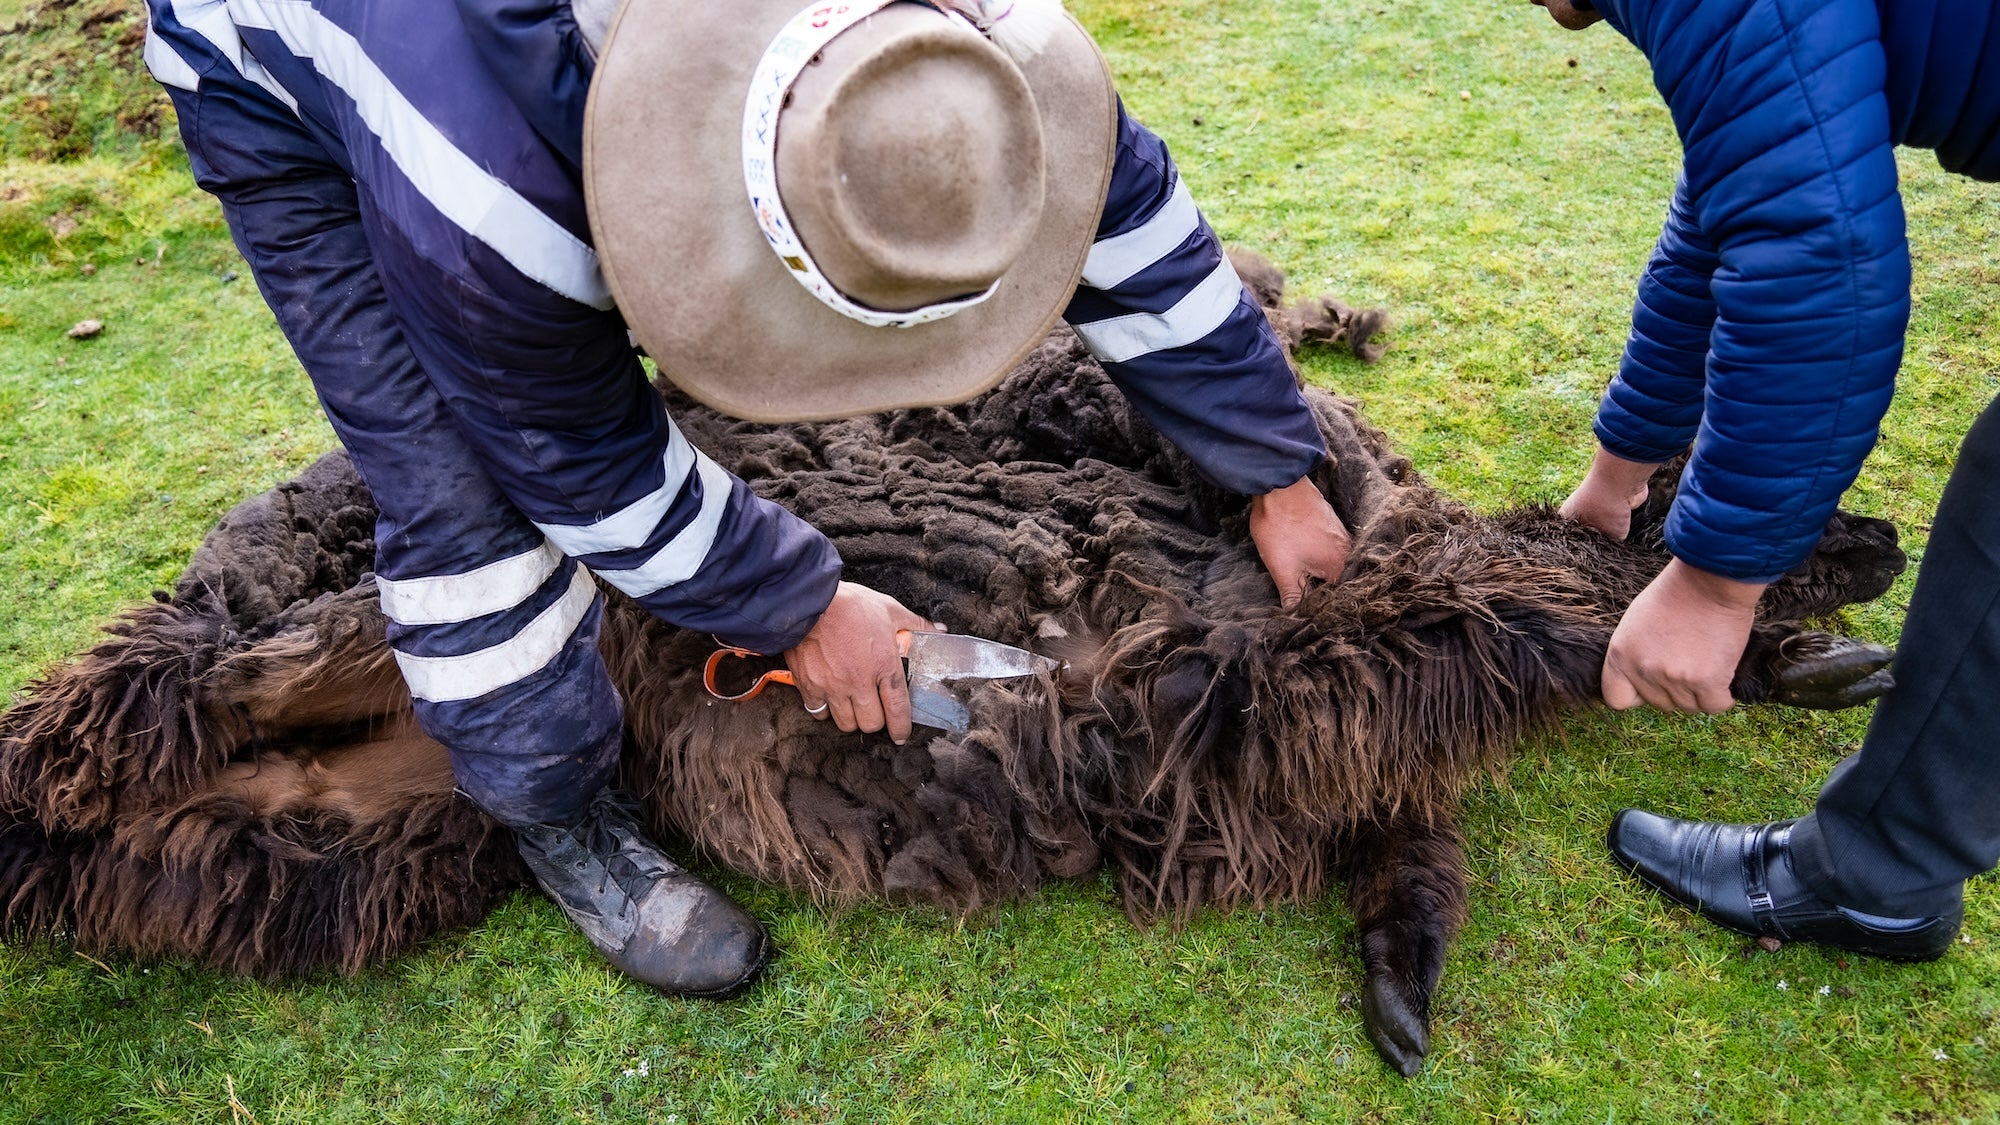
[0,256,1903,1073]
[0,454,383,835]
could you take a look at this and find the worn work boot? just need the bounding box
[513,789,772,998]
[1607,810,1962,962]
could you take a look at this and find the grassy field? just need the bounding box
[2,0,1996,1121]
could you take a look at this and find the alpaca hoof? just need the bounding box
[1813,513,1908,596]
[1361,973,1431,1077]
[1769,633,1895,709]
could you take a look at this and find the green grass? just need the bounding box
[0,0,164,162]
[2,1,1997,1121]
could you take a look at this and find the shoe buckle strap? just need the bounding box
[1742,825,1779,935]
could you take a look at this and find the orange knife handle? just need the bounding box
[703,647,795,701]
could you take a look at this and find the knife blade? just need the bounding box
[900,630,1061,733]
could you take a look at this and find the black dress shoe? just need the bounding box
[514,789,773,998]
[1607,809,1961,962]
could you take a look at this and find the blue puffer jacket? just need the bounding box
[1588,0,2000,583]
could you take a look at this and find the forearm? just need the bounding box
[1063,100,1326,495]
[1608,0,1908,583]
[1595,177,1717,465]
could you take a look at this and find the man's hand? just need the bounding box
[1249,475,1352,607]
[784,581,935,743]
[1559,446,1660,541]
[1529,0,1605,31]
[1602,560,1768,713]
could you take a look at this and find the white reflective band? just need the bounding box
[741,0,998,329]
[533,421,699,557]
[165,0,299,110]
[393,564,598,704]
[596,454,734,598]
[226,0,614,309]
[1070,257,1246,364]
[1079,177,1198,290]
[376,541,565,627]
[143,24,203,92]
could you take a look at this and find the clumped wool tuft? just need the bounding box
[0,257,1902,1072]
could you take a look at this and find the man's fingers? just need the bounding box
[828,694,860,733]
[878,670,913,744]
[1601,661,1642,710]
[1693,683,1737,715]
[848,688,887,737]
[1268,562,1305,608]
[1630,669,1703,714]
[1611,663,1736,715]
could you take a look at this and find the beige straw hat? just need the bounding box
[584,0,1117,422]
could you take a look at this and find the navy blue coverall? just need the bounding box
[143,0,1330,825]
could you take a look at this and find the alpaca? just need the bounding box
[0,258,1904,1075]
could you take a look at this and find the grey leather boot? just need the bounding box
[513,789,772,998]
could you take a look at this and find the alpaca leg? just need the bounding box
[1339,812,1468,1077]
[94,721,519,977]
[0,598,247,832]
[0,582,405,834]
[1732,626,1896,709]
[1630,459,1907,622]
[1759,510,1907,621]
[204,583,406,735]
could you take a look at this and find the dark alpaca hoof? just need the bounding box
[1356,921,1446,1076]
[1361,970,1432,1076]
[1762,512,1908,620]
[1735,631,1895,710]
[1797,513,1907,599]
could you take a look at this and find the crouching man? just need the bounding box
[140,0,1352,995]
[1530,0,1999,960]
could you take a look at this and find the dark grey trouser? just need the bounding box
[1791,394,2000,918]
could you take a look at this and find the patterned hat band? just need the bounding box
[741,0,1065,329]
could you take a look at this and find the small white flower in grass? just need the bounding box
[1776,979,1788,991]
[1693,1069,1702,1079]
[1818,985,1831,996]
[1934,1048,1949,1062]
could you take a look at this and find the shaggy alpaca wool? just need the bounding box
[0,258,1903,1073]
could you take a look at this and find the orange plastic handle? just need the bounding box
[703,647,796,702]
[706,631,922,702]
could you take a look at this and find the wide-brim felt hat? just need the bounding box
[584,0,1118,422]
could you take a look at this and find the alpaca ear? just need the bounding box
[932,0,1068,63]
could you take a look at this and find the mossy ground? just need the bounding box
[1,1,1995,1121]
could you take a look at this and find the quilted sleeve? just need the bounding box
[1593,175,1719,465]
[1610,0,1910,582]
